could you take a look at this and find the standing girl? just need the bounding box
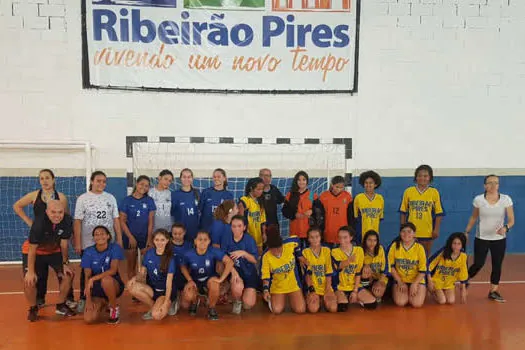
[119,175,156,282]
[127,229,177,320]
[388,223,427,308]
[82,226,125,324]
[282,171,316,247]
[331,227,377,311]
[302,227,337,313]
[261,226,306,315]
[361,230,388,302]
[465,175,514,303]
[400,165,445,255]
[13,169,71,307]
[199,168,234,232]
[149,170,174,232]
[428,232,468,304]
[74,171,122,313]
[238,177,267,254]
[354,171,384,244]
[221,215,259,314]
[171,168,200,242]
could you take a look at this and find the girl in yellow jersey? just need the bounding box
[388,223,427,308]
[400,164,445,256]
[428,232,468,304]
[238,177,266,255]
[361,230,388,302]
[261,226,305,314]
[332,226,377,312]
[301,227,337,313]
[354,171,384,244]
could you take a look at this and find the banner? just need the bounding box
[83,0,360,92]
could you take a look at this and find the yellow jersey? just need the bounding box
[302,246,333,295]
[429,251,468,290]
[387,242,427,284]
[399,186,445,239]
[363,245,388,285]
[240,196,266,248]
[331,246,364,292]
[261,241,301,294]
[353,193,384,239]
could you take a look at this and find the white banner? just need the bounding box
[84,0,360,92]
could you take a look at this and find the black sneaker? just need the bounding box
[27,306,38,322]
[36,298,45,309]
[207,308,219,321]
[56,303,77,316]
[488,291,506,303]
[107,306,120,324]
[189,299,200,316]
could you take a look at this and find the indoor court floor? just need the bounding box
[1,256,524,350]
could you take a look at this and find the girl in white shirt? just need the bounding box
[464,175,515,303]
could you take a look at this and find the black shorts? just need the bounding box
[152,288,177,302]
[232,270,258,290]
[22,252,63,278]
[196,280,209,295]
[122,235,148,250]
[90,275,125,300]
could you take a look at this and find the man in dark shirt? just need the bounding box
[24,200,76,321]
[259,168,285,229]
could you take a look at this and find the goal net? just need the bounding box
[132,140,349,237]
[0,142,91,263]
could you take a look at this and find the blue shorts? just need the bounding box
[152,288,177,302]
[234,270,258,290]
[123,235,148,250]
[90,275,125,300]
[173,274,187,291]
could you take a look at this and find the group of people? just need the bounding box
[14,165,514,324]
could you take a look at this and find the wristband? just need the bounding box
[308,286,315,293]
[505,224,509,233]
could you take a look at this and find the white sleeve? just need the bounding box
[472,195,482,208]
[74,195,85,220]
[110,195,119,219]
[504,195,513,207]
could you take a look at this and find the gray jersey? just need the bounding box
[74,191,119,249]
[149,187,173,231]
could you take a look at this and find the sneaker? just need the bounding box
[142,310,153,320]
[66,299,78,310]
[107,305,120,324]
[168,297,179,316]
[27,306,38,322]
[189,298,200,317]
[56,303,77,317]
[207,308,219,321]
[77,299,86,313]
[376,297,382,304]
[36,298,45,309]
[232,300,242,315]
[488,291,506,303]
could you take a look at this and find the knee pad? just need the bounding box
[363,301,378,310]
[337,303,348,312]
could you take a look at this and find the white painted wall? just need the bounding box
[1,0,524,173]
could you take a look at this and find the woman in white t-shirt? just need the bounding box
[148,170,174,234]
[464,175,514,303]
[74,170,122,312]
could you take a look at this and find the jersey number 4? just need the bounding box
[96,211,107,219]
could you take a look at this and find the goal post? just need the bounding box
[128,136,353,237]
[0,140,93,263]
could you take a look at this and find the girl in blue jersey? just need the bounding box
[221,215,259,314]
[171,223,193,310]
[127,229,177,320]
[181,230,234,320]
[199,168,234,231]
[82,226,125,324]
[119,175,156,282]
[210,200,238,248]
[171,168,200,242]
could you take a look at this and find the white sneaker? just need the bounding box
[232,300,243,315]
[66,299,77,309]
[76,299,86,313]
[142,310,153,320]
[168,297,179,316]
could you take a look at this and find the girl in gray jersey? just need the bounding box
[149,170,174,232]
[74,171,122,312]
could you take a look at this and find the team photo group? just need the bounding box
[16,164,514,324]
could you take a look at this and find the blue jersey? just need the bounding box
[183,247,225,283]
[210,219,232,246]
[220,232,258,278]
[171,189,200,241]
[173,240,193,286]
[143,248,176,292]
[120,195,156,239]
[198,188,234,231]
[80,243,124,276]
